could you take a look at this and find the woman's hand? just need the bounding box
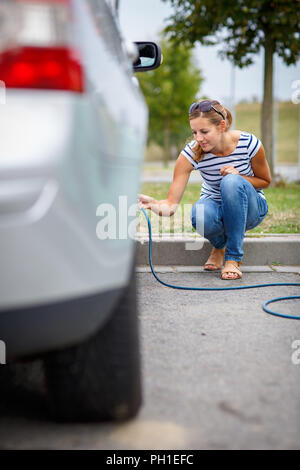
[219,165,240,176]
[138,153,192,216]
[138,194,155,210]
[138,194,177,216]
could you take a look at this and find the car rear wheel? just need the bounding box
[43,262,141,422]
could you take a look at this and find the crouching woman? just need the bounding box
[139,99,271,280]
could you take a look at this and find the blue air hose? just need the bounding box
[141,208,300,320]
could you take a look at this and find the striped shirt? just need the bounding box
[181,132,266,201]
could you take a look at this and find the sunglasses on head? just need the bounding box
[189,100,225,120]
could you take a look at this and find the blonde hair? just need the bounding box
[188,100,233,163]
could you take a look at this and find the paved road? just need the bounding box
[0,271,300,449]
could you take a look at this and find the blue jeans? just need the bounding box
[190,174,268,262]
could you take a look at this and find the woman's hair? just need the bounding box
[188,99,233,163]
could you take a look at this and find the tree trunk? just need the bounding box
[163,118,170,168]
[261,33,274,182]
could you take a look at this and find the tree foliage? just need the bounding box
[162,0,300,67]
[162,0,300,178]
[137,36,203,161]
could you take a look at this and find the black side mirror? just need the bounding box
[133,42,162,72]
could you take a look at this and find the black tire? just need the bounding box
[43,263,141,422]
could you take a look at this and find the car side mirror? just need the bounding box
[133,42,162,72]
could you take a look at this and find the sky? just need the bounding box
[118,0,300,105]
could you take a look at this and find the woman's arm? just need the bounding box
[139,153,193,216]
[247,145,272,188]
[219,145,271,189]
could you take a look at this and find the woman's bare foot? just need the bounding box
[204,247,226,271]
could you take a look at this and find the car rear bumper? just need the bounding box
[0,284,124,361]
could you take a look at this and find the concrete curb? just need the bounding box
[136,235,300,266]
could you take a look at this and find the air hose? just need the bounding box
[141,208,300,320]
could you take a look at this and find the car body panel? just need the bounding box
[0,0,149,359]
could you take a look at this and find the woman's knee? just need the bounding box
[191,202,203,230]
[220,174,245,194]
[191,200,220,235]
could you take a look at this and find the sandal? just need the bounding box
[221,261,243,280]
[204,247,225,271]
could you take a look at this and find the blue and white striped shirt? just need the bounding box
[181,132,266,201]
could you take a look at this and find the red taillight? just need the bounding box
[0,0,84,92]
[0,46,83,92]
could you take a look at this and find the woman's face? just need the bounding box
[190,116,223,152]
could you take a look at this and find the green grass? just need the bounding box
[139,182,300,234]
[233,101,299,164]
[235,102,262,138]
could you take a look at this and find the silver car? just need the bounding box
[0,0,161,421]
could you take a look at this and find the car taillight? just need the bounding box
[0,0,84,92]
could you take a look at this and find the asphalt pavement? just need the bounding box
[0,269,299,450]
